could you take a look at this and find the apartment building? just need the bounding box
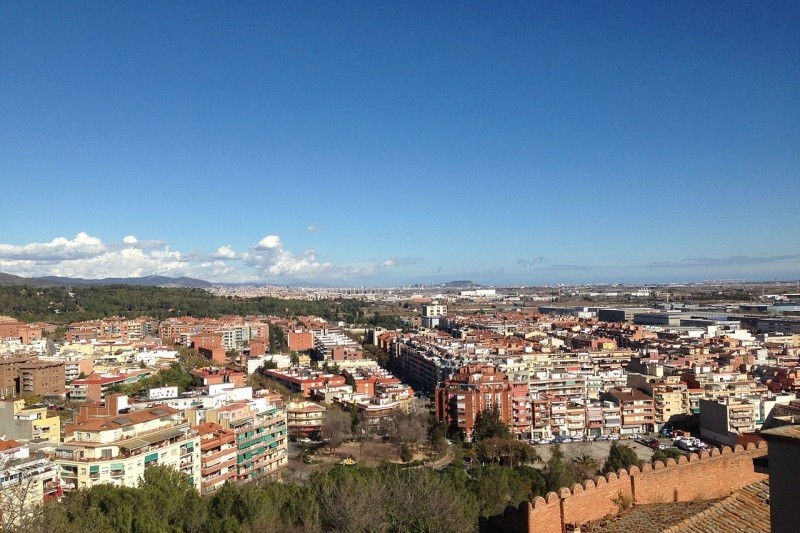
[528,372,587,403]
[261,368,346,398]
[421,304,447,318]
[313,330,362,361]
[510,381,532,439]
[287,329,314,352]
[0,457,61,526]
[39,355,92,384]
[374,381,415,413]
[549,401,567,436]
[392,338,465,392]
[0,320,42,344]
[531,398,552,439]
[190,367,247,388]
[601,387,655,435]
[584,402,605,437]
[56,396,200,491]
[195,422,237,495]
[69,374,130,403]
[286,401,325,439]
[435,364,513,441]
[0,400,60,443]
[18,361,65,396]
[627,373,687,428]
[333,393,399,428]
[190,333,226,364]
[565,403,587,437]
[205,399,288,483]
[0,356,29,398]
[699,397,759,446]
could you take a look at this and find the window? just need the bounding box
[101,449,112,459]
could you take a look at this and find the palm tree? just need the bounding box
[571,453,599,481]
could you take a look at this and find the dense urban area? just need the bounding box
[0,279,798,532]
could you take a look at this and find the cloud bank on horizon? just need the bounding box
[0,233,403,284]
[0,233,798,286]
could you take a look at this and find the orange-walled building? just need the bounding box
[196,422,237,495]
[0,320,41,343]
[331,346,363,361]
[435,364,514,441]
[190,367,247,388]
[19,361,65,396]
[249,338,268,356]
[190,333,226,364]
[287,330,314,352]
[262,368,346,398]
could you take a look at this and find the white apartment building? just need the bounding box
[55,397,201,492]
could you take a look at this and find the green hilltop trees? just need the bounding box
[0,285,381,324]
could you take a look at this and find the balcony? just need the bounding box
[202,446,236,463]
[202,457,237,477]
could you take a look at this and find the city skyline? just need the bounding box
[2,2,798,286]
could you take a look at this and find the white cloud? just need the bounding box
[243,240,335,279]
[0,233,405,283]
[0,232,106,261]
[214,245,238,259]
[256,235,282,250]
[306,225,325,233]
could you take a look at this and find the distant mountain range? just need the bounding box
[0,272,213,289]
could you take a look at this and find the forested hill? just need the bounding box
[0,285,367,323]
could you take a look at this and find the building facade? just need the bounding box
[435,364,513,441]
[56,397,201,491]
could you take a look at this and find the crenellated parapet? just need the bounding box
[516,440,770,533]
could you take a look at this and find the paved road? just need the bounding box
[428,446,456,470]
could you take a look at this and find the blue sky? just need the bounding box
[1,1,798,286]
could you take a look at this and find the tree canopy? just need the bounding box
[0,285,379,324]
[602,442,643,474]
[473,405,511,442]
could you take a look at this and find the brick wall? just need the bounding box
[500,442,769,533]
[530,493,563,533]
[630,445,766,504]
[559,469,633,528]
